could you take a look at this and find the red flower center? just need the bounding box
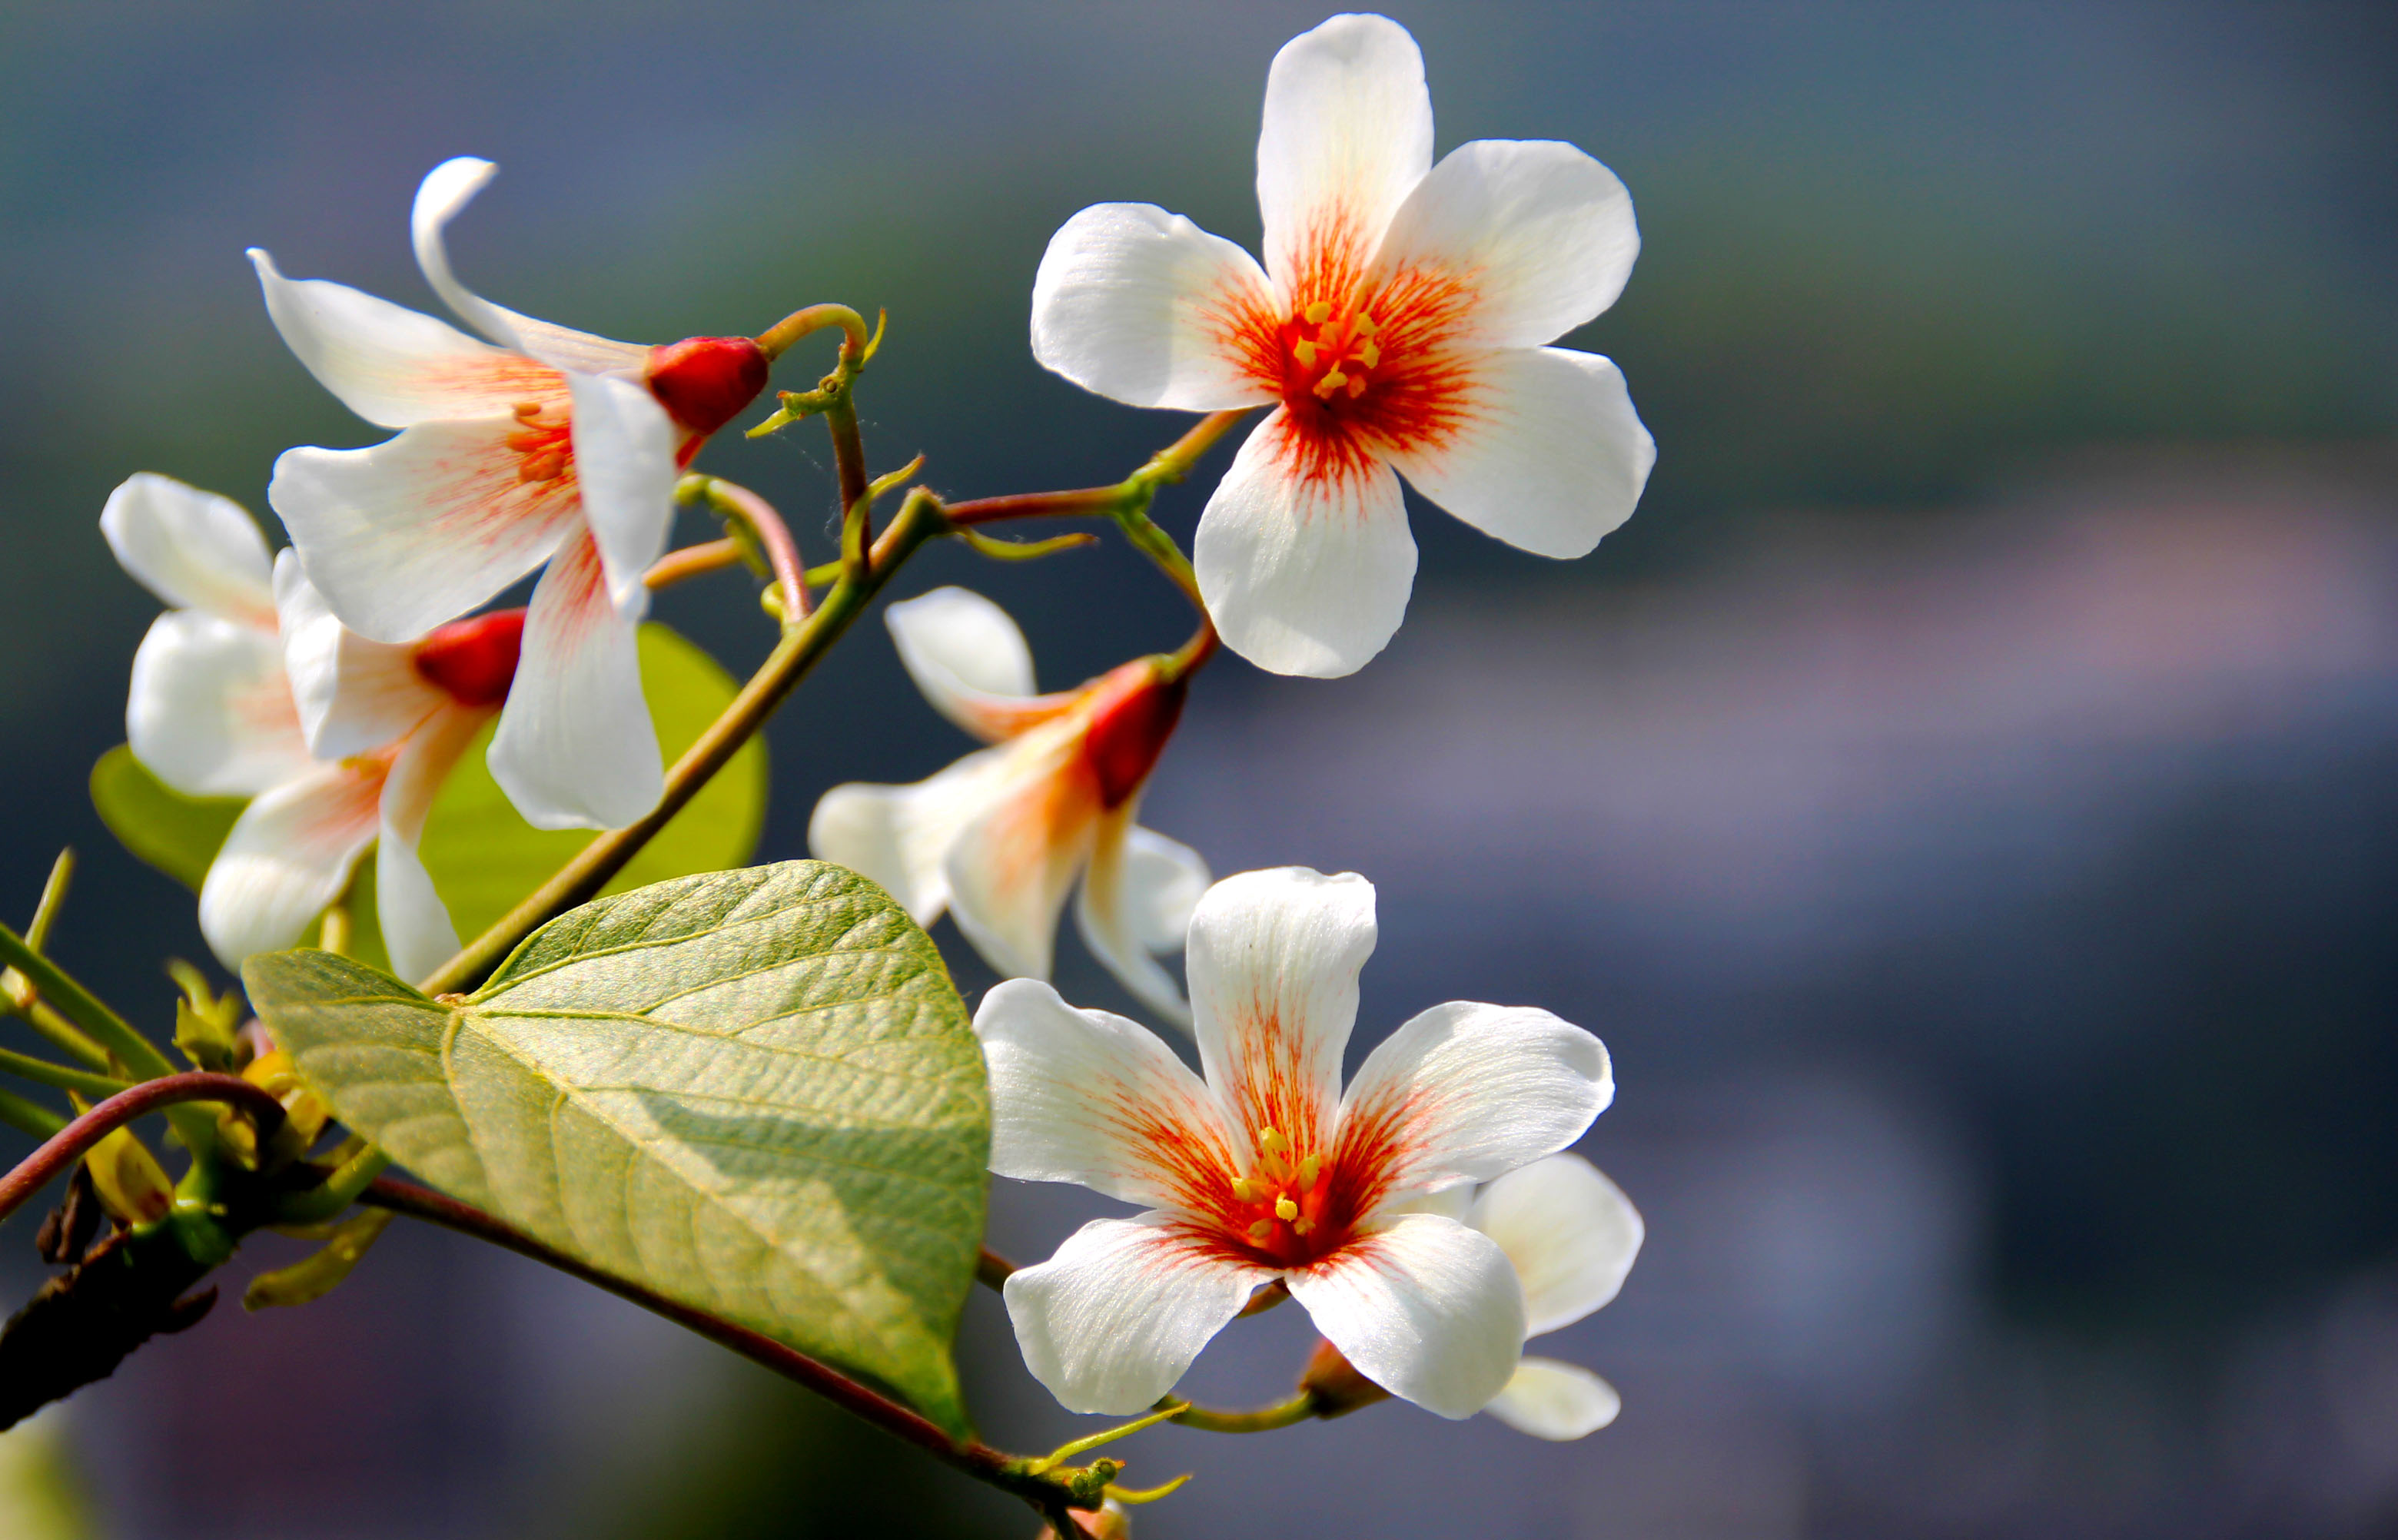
[645,336,770,439]
[413,609,526,707]
[1221,1127,1351,1267]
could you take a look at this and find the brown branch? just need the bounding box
[0,1074,286,1225]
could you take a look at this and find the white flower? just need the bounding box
[251,158,769,830]
[1403,1153,1643,1439]
[1030,12,1655,679]
[809,588,1208,1025]
[103,473,517,981]
[975,866,1614,1418]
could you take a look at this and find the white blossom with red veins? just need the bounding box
[1030,12,1655,678]
[104,473,520,981]
[975,867,1614,1416]
[251,158,770,830]
[1403,1153,1643,1439]
[809,588,1207,1025]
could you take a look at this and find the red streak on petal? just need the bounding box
[646,336,769,439]
[1078,662,1187,809]
[412,609,526,707]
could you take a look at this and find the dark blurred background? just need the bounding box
[3,2,2396,1536]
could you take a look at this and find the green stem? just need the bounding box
[272,1144,393,1226]
[8,998,114,1074]
[0,1047,131,1100]
[417,487,949,996]
[0,1072,285,1226]
[25,849,72,954]
[0,923,174,1082]
[1167,1392,1322,1435]
[0,1086,65,1140]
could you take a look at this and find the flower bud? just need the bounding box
[414,609,526,707]
[1297,1337,1393,1419]
[646,336,770,437]
[1081,662,1187,808]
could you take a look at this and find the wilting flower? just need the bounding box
[1407,1152,1642,1439]
[1031,12,1654,678]
[810,588,1207,1024]
[976,866,1613,1416]
[251,157,769,829]
[104,473,520,981]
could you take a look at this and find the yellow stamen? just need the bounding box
[1247,1220,1273,1242]
[1297,1155,1321,1190]
[1351,313,1378,337]
[1231,1177,1258,1202]
[1357,340,1380,369]
[1293,1218,1315,1236]
[1346,374,1368,398]
[1303,300,1332,324]
[1313,370,1348,400]
[1291,339,1320,367]
[1259,1128,1289,1155]
[1274,1196,1299,1222]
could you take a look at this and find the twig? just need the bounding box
[0,1074,286,1226]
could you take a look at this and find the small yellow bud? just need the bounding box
[1274,1196,1300,1222]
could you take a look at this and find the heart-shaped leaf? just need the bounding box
[244,861,989,1435]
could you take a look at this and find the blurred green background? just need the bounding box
[2,2,2395,1537]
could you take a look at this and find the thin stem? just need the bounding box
[25,849,73,954]
[0,1073,286,1226]
[754,304,872,363]
[827,393,871,537]
[943,484,1129,527]
[0,922,174,1083]
[360,1177,1081,1512]
[1168,1392,1322,1435]
[0,1085,65,1140]
[685,476,812,622]
[978,1246,1017,1290]
[644,538,743,590]
[8,997,115,1074]
[0,1047,131,1100]
[418,488,950,996]
[272,1144,392,1226]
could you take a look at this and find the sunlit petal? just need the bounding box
[127,611,311,798]
[1256,13,1435,293]
[375,702,484,985]
[1286,1212,1524,1419]
[942,725,1103,981]
[408,158,649,373]
[99,473,276,626]
[273,552,442,759]
[566,371,679,606]
[1031,202,1280,410]
[885,587,1078,743]
[1481,1357,1620,1439]
[806,748,1011,926]
[1075,813,1206,1028]
[198,758,386,969]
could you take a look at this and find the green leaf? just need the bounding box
[88,745,242,891]
[417,622,769,944]
[243,861,990,1437]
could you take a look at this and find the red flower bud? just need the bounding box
[1081,662,1187,809]
[645,336,770,438]
[413,609,526,707]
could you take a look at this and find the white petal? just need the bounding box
[1029,203,1279,411]
[487,528,663,831]
[99,473,276,626]
[1074,817,1207,1028]
[375,703,483,985]
[273,552,441,758]
[410,158,649,373]
[1257,13,1435,291]
[127,612,311,798]
[806,748,1010,924]
[885,587,1075,743]
[198,758,385,968]
[1385,347,1652,560]
[1385,1183,1474,1221]
[1469,1153,1643,1337]
[248,248,563,430]
[1481,1357,1620,1440]
[1337,1001,1611,1210]
[1370,140,1639,350]
[566,371,679,606]
[267,423,578,644]
[1003,1213,1275,1416]
[1192,410,1416,679]
[973,977,1239,1210]
[1286,1212,1524,1419]
[1184,866,1374,1160]
[942,725,1102,981]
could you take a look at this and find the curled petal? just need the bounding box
[1336,1001,1611,1213]
[487,527,663,831]
[807,748,1009,925]
[267,422,579,644]
[1470,1153,1643,1337]
[198,758,386,969]
[274,552,441,759]
[1256,13,1435,291]
[1030,203,1280,411]
[248,249,562,430]
[566,371,679,606]
[127,611,311,798]
[410,158,649,373]
[942,725,1103,981]
[1003,1213,1276,1416]
[1075,815,1207,1028]
[973,977,1238,1210]
[375,702,483,985]
[1194,413,1417,679]
[1184,865,1374,1162]
[1370,139,1639,350]
[1481,1357,1620,1440]
[1386,347,1652,561]
[885,587,1074,743]
[1286,1212,1525,1419]
[99,473,276,627]
[1119,825,1210,953]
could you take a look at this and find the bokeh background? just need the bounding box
[4,2,2396,1535]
